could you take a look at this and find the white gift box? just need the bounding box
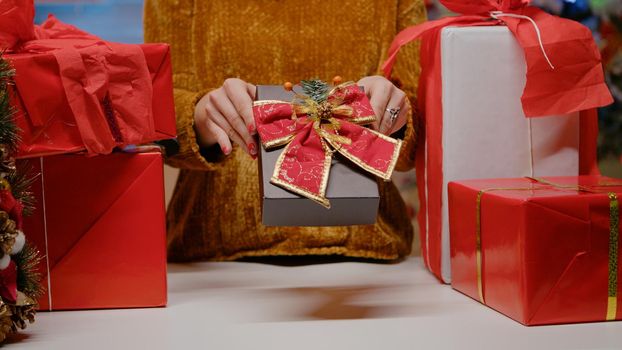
[423,26,582,283]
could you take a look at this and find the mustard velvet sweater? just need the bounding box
[144,0,426,261]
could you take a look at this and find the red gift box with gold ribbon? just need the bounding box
[448,176,621,325]
[17,152,168,310]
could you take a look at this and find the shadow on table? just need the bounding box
[4,331,30,345]
[275,286,414,320]
[238,255,405,266]
[166,257,453,322]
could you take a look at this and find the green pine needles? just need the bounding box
[301,79,330,104]
[0,56,18,151]
[13,243,44,300]
[6,169,36,217]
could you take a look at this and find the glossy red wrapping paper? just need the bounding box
[448,176,621,325]
[0,10,176,158]
[17,152,168,310]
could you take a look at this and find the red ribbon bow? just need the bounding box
[253,83,402,208]
[382,0,613,117]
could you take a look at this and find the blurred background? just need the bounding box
[33,0,622,255]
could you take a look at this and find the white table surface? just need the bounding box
[7,257,622,350]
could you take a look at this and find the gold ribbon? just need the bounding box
[475,178,620,320]
[476,190,485,304]
[607,192,619,321]
[476,186,534,304]
[291,85,357,151]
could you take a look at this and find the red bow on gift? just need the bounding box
[382,0,613,117]
[253,83,402,208]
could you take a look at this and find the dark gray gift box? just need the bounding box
[256,85,380,227]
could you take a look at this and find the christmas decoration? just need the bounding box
[0,53,42,342]
[300,79,331,104]
[0,211,18,257]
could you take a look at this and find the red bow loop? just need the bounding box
[326,84,376,124]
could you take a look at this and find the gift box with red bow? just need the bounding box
[448,176,621,325]
[253,82,401,226]
[17,152,167,310]
[382,0,614,283]
[1,4,176,158]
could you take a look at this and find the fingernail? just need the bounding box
[221,145,230,155]
[248,124,256,135]
[248,142,257,156]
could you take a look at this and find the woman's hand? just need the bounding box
[357,76,409,135]
[194,78,258,157]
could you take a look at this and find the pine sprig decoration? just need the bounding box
[301,79,330,104]
[0,112,19,153]
[13,243,43,300]
[6,169,36,217]
[0,56,13,84]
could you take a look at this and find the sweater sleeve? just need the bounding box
[390,0,426,172]
[144,0,229,171]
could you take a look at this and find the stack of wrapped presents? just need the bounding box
[383,0,620,325]
[3,9,175,310]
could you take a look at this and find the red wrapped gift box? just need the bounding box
[449,176,621,325]
[8,43,176,158]
[17,152,168,310]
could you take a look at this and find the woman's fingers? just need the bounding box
[368,83,393,131]
[210,87,257,157]
[205,99,250,156]
[206,120,233,155]
[192,79,259,158]
[379,89,407,135]
[223,78,257,135]
[391,101,410,135]
[358,75,410,135]
[246,82,256,99]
